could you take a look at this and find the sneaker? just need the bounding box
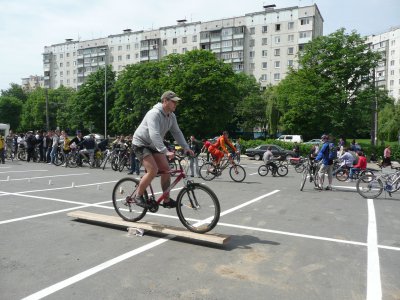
[345,179,353,183]
[127,172,133,175]
[162,198,181,209]
[314,186,322,190]
[325,186,332,191]
[134,195,147,208]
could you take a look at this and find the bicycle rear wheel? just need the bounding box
[295,163,305,173]
[67,154,78,168]
[229,165,246,182]
[356,175,383,199]
[54,152,64,166]
[199,163,217,181]
[112,177,147,221]
[277,165,288,177]
[258,165,269,176]
[335,169,349,181]
[176,183,220,233]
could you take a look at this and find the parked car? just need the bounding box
[245,144,296,161]
[84,133,105,142]
[303,139,322,145]
[276,135,303,143]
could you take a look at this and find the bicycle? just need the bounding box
[356,170,400,198]
[334,165,376,182]
[199,153,246,182]
[300,158,321,191]
[258,160,288,177]
[112,154,220,233]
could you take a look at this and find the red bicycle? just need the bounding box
[112,155,220,233]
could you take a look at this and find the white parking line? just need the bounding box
[21,191,279,300]
[367,198,382,300]
[0,170,48,174]
[0,173,90,182]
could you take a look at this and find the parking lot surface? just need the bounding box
[0,158,399,300]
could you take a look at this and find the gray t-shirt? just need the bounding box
[132,103,189,154]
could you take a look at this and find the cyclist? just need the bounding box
[262,146,279,176]
[132,91,193,208]
[204,140,224,170]
[347,151,367,182]
[215,131,237,158]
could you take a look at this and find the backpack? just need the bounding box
[325,142,337,161]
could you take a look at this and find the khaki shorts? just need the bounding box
[133,146,159,162]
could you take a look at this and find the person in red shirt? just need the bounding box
[204,141,224,167]
[348,151,367,182]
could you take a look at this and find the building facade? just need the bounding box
[366,26,400,102]
[21,75,44,91]
[42,4,324,90]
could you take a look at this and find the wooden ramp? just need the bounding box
[67,210,230,245]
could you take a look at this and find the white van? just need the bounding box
[276,135,303,143]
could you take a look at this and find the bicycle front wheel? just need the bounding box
[199,163,217,181]
[277,165,288,177]
[229,165,246,182]
[258,165,269,176]
[177,183,220,233]
[112,177,147,221]
[356,175,383,199]
[295,163,306,173]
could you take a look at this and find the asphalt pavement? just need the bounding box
[0,157,399,300]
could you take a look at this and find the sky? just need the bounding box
[0,0,399,92]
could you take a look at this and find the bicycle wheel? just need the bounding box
[360,170,374,183]
[258,165,269,176]
[111,156,119,171]
[54,152,64,166]
[300,168,308,191]
[277,165,288,177]
[67,154,78,168]
[176,183,220,233]
[229,165,246,182]
[295,163,306,173]
[112,177,147,221]
[356,175,383,199]
[18,150,26,161]
[199,163,217,181]
[336,169,349,181]
[118,157,127,172]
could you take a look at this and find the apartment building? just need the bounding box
[21,75,44,91]
[42,4,323,90]
[366,26,400,102]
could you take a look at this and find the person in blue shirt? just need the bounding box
[314,134,336,191]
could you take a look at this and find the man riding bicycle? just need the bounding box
[132,91,194,208]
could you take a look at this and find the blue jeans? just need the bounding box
[50,146,58,164]
[130,152,140,174]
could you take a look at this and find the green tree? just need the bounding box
[1,83,28,103]
[0,95,23,130]
[378,101,400,142]
[19,88,46,131]
[276,29,382,140]
[69,66,116,134]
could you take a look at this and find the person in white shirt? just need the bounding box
[338,147,354,167]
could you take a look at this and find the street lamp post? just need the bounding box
[100,48,107,139]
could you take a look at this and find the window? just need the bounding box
[274,61,280,68]
[60,71,63,77]
[288,47,294,55]
[288,34,294,42]
[390,60,395,66]
[66,62,70,67]
[173,38,177,44]
[60,54,63,59]
[60,62,63,67]
[162,39,167,46]
[274,73,280,81]
[288,60,294,67]
[182,37,187,43]
[66,53,70,58]
[300,31,311,38]
[118,55,122,61]
[262,62,267,69]
[67,70,70,75]
[249,51,255,58]
[262,38,268,45]
[275,36,280,44]
[126,54,130,60]
[250,63,255,70]
[262,26,268,33]
[300,18,310,25]
[163,50,167,56]
[118,46,122,51]
[274,49,280,56]
[275,24,281,31]
[173,49,177,53]
[249,39,255,47]
[262,50,268,57]
[250,27,255,35]
[126,45,130,50]
[260,74,267,81]
[192,35,197,42]
[192,46,197,50]
[135,43,139,49]
[391,70,395,75]
[288,22,294,30]
[135,53,139,59]
[182,48,187,53]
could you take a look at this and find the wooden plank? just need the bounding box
[67,210,230,245]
